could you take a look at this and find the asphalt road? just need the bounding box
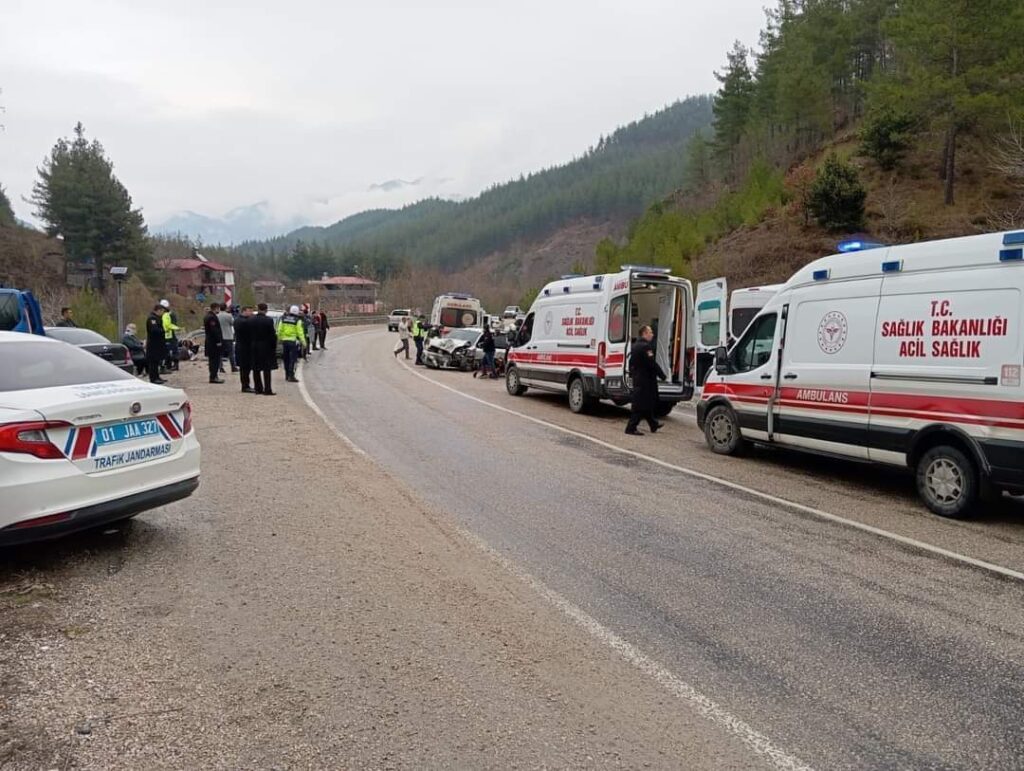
[306,329,1024,770]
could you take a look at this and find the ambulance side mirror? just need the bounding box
[714,345,732,375]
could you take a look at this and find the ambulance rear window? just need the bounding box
[609,296,627,343]
[440,307,478,328]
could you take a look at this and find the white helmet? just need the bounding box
[159,299,170,309]
[289,305,300,314]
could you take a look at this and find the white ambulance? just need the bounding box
[694,278,783,386]
[430,293,482,330]
[697,232,1024,518]
[505,266,695,414]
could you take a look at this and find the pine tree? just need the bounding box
[31,123,152,283]
[807,154,866,231]
[874,0,1024,204]
[0,183,14,227]
[712,42,755,174]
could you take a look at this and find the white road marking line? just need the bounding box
[303,331,813,770]
[396,358,1024,583]
[455,525,813,771]
[295,330,377,458]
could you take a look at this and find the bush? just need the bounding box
[807,154,866,231]
[860,109,917,171]
[70,287,118,341]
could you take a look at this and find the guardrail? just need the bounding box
[327,315,388,327]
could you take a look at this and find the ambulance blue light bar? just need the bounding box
[812,269,830,281]
[560,274,583,280]
[837,239,886,253]
[881,260,902,273]
[1002,232,1024,246]
[1000,248,1024,262]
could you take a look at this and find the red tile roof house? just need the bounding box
[307,275,381,314]
[156,255,237,305]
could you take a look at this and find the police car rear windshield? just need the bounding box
[0,340,134,392]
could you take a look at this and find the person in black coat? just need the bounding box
[203,303,225,384]
[249,303,278,396]
[145,306,167,385]
[234,306,255,392]
[625,325,667,435]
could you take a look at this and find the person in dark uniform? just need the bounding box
[625,325,667,436]
[145,305,168,385]
[250,303,278,396]
[234,306,255,392]
[203,302,225,384]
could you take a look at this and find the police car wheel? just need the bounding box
[917,445,978,519]
[704,405,743,455]
[654,402,674,418]
[506,366,527,396]
[567,377,591,414]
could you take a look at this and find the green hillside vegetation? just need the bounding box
[241,96,714,280]
[597,0,1024,285]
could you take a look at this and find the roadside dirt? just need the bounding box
[0,343,760,770]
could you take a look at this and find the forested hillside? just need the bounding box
[596,0,1024,286]
[241,96,714,280]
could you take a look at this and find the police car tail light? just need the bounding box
[0,421,71,460]
[181,402,194,435]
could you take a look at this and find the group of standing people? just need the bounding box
[130,299,329,396]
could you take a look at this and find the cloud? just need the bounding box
[1,0,768,240]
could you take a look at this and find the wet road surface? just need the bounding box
[305,329,1024,770]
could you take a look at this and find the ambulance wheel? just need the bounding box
[567,377,593,414]
[655,402,675,418]
[506,366,527,396]
[916,445,978,519]
[704,404,744,455]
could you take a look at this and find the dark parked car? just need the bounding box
[45,327,134,373]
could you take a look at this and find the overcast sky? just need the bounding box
[1,0,766,239]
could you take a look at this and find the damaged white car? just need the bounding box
[422,328,480,371]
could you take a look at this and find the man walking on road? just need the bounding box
[279,305,306,383]
[218,303,237,373]
[412,314,427,365]
[204,302,225,384]
[625,325,666,436]
[394,316,411,359]
[145,305,168,385]
[235,306,254,392]
[250,303,277,395]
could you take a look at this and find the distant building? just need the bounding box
[156,250,236,305]
[251,279,286,303]
[307,274,380,314]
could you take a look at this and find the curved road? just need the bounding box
[306,329,1024,770]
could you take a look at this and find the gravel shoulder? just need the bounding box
[1,336,761,770]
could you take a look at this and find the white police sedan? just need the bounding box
[0,331,200,545]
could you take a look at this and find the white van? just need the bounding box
[729,283,783,340]
[430,293,482,330]
[506,266,695,414]
[697,232,1024,518]
[694,278,783,386]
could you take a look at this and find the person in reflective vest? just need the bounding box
[412,314,427,366]
[160,299,181,372]
[278,305,307,383]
